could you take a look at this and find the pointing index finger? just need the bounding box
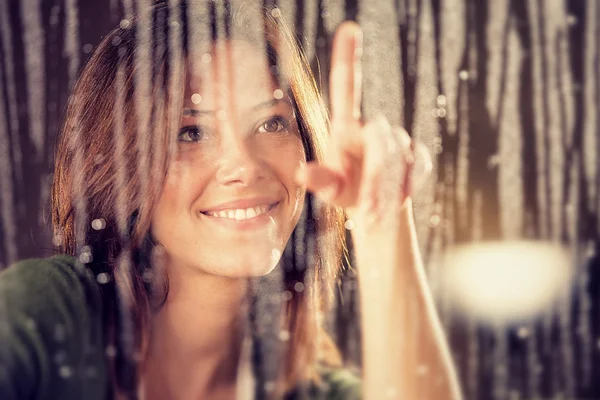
[330,22,363,126]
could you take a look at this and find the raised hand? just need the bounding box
[300,21,430,227]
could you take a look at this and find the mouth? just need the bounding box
[199,202,279,221]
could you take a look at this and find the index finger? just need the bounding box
[330,22,363,125]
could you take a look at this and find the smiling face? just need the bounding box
[150,40,307,278]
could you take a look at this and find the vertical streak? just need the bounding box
[526,0,549,238]
[358,0,403,125]
[122,0,134,18]
[485,0,510,125]
[583,0,597,210]
[19,0,45,158]
[411,0,438,261]
[321,0,344,35]
[133,0,152,210]
[64,0,80,90]
[301,0,318,62]
[0,57,17,264]
[0,0,22,187]
[440,0,466,136]
[498,24,524,239]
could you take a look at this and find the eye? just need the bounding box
[258,116,289,134]
[178,126,205,142]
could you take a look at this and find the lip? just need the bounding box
[199,202,280,230]
[200,196,280,213]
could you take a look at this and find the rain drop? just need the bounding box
[293,282,304,292]
[517,327,529,339]
[59,365,73,379]
[278,330,290,341]
[119,19,131,29]
[105,345,117,358]
[52,234,63,247]
[201,53,212,63]
[458,70,469,80]
[191,93,202,104]
[96,272,110,284]
[91,218,106,230]
[344,219,355,230]
[270,8,282,18]
[54,323,66,342]
[82,43,93,54]
[273,89,284,100]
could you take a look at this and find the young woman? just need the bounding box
[0,1,461,399]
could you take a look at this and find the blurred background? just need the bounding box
[1,0,599,398]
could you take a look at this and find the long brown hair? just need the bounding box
[52,1,347,398]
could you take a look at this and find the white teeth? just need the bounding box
[235,209,245,220]
[205,205,273,220]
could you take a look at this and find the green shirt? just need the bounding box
[0,255,361,399]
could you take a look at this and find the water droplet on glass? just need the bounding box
[282,291,293,301]
[91,218,106,230]
[270,65,279,76]
[25,318,37,331]
[54,323,66,341]
[96,272,110,284]
[273,89,284,100]
[293,282,304,292]
[111,36,121,46]
[142,270,154,282]
[344,219,355,230]
[416,365,429,376]
[436,95,447,107]
[264,380,276,392]
[79,252,92,264]
[278,330,290,341]
[52,234,63,247]
[517,327,529,339]
[459,70,469,80]
[53,350,67,364]
[201,53,212,63]
[105,345,117,358]
[119,19,131,29]
[429,214,441,227]
[82,43,93,54]
[59,365,73,379]
[270,8,282,18]
[191,93,202,104]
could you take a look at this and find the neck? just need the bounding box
[142,260,249,399]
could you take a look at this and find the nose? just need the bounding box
[215,135,265,187]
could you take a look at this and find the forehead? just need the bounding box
[184,40,279,107]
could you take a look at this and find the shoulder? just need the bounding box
[0,255,108,399]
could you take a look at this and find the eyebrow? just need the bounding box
[182,98,293,117]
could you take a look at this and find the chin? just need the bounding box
[205,246,284,278]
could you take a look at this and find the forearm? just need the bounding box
[353,199,462,400]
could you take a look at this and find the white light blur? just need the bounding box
[441,240,574,324]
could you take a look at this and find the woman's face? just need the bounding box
[151,40,307,277]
